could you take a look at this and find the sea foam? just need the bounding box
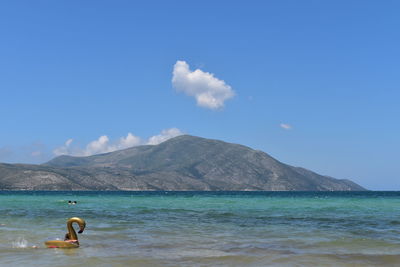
[12,237,28,248]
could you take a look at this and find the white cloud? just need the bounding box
[53,128,184,157]
[147,128,183,145]
[84,135,112,156]
[54,133,142,156]
[117,133,142,149]
[172,60,235,110]
[280,123,292,130]
[53,138,74,156]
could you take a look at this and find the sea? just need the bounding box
[1,191,400,267]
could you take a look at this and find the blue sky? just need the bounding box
[0,1,399,190]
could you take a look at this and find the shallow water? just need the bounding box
[1,191,400,266]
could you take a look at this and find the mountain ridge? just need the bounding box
[0,135,365,191]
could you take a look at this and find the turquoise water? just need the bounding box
[1,191,400,266]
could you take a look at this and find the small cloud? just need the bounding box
[117,133,142,149]
[53,139,74,156]
[54,133,142,156]
[65,138,73,147]
[172,60,235,110]
[84,135,112,156]
[1,142,51,164]
[53,128,184,157]
[280,123,292,130]
[84,133,142,156]
[147,128,183,145]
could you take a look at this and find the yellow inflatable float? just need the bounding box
[45,217,86,248]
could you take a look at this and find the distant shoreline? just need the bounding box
[7,190,400,201]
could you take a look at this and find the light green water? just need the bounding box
[1,191,400,266]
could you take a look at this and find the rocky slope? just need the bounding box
[0,135,365,191]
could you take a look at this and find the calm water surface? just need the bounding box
[1,191,400,266]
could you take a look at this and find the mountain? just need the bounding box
[0,135,365,191]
